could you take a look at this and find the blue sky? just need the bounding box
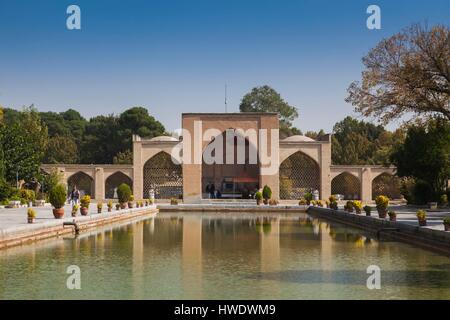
[0,0,449,133]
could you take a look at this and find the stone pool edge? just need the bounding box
[307,206,450,256]
[0,206,158,250]
[157,204,308,213]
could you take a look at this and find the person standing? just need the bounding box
[71,186,80,205]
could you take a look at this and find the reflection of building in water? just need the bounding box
[132,221,144,299]
[182,216,203,299]
[259,218,280,296]
[320,222,333,271]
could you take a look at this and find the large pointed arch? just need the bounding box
[105,171,133,199]
[279,151,320,199]
[143,151,182,199]
[201,130,260,199]
[331,172,361,200]
[372,172,402,199]
[67,171,94,198]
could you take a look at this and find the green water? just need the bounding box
[1,212,449,299]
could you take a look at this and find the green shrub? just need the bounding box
[20,189,36,202]
[304,192,313,204]
[262,185,272,200]
[439,194,448,206]
[363,205,372,214]
[328,195,337,203]
[0,178,13,201]
[49,184,66,209]
[117,183,132,204]
[443,217,450,224]
[255,191,263,201]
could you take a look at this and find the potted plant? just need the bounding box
[71,204,79,217]
[127,195,134,208]
[97,202,103,214]
[325,200,330,208]
[115,203,121,211]
[298,199,307,206]
[117,183,132,209]
[352,201,362,214]
[49,183,66,219]
[316,200,324,207]
[27,208,36,223]
[107,200,113,212]
[443,217,450,231]
[304,192,313,205]
[416,210,427,226]
[255,191,263,205]
[363,205,372,216]
[170,198,178,205]
[149,198,154,205]
[388,210,396,221]
[80,195,90,216]
[268,198,279,206]
[262,185,272,205]
[345,201,354,213]
[330,200,338,210]
[375,195,389,218]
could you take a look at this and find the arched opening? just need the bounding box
[372,173,402,200]
[331,172,361,200]
[202,131,260,199]
[67,171,94,198]
[143,152,183,199]
[105,172,133,199]
[279,151,320,199]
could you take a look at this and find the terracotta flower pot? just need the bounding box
[120,203,127,209]
[108,208,112,212]
[418,219,427,226]
[71,212,77,217]
[128,202,134,208]
[377,210,387,219]
[389,215,396,222]
[256,199,262,205]
[263,199,268,205]
[444,223,450,231]
[80,207,89,216]
[27,217,35,224]
[53,208,65,219]
[97,209,102,214]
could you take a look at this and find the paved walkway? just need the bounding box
[367,204,450,231]
[0,204,127,232]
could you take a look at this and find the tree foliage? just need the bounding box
[0,107,48,182]
[239,85,301,138]
[331,116,404,165]
[346,24,450,123]
[391,118,450,199]
[44,136,79,164]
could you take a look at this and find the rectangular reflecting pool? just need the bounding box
[1,212,449,299]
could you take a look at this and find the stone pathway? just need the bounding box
[0,204,120,231]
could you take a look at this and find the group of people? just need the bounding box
[205,182,221,199]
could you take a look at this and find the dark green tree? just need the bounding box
[239,86,301,138]
[391,118,450,200]
[44,136,79,164]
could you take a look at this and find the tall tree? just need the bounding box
[331,116,391,165]
[1,107,48,182]
[346,24,450,123]
[44,136,79,164]
[391,118,450,200]
[239,86,301,138]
